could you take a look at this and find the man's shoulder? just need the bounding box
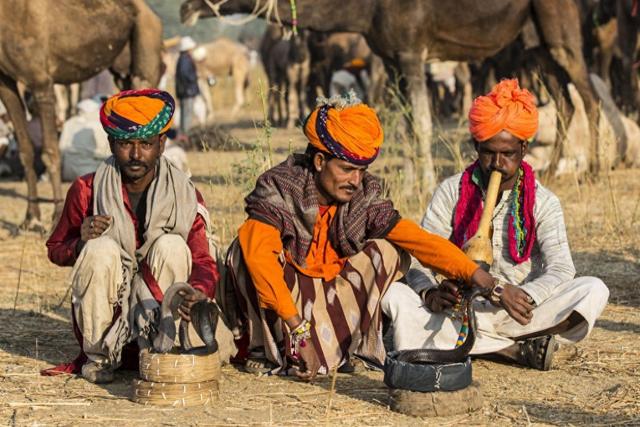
[533,179,561,206]
[72,172,96,190]
[434,172,463,197]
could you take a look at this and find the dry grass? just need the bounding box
[0,69,639,426]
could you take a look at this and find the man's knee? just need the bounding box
[78,236,120,270]
[149,234,190,261]
[576,276,610,301]
[381,281,421,314]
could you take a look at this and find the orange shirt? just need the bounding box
[238,215,479,321]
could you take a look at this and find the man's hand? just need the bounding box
[294,338,321,381]
[424,280,461,313]
[470,267,496,290]
[285,315,321,381]
[80,215,112,242]
[497,284,534,325]
[177,289,208,322]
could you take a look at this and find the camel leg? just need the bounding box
[199,78,214,123]
[0,73,43,228]
[533,0,601,175]
[231,66,245,117]
[286,64,300,129]
[534,49,575,180]
[397,51,436,194]
[53,84,68,124]
[616,0,640,117]
[69,83,80,117]
[33,86,64,225]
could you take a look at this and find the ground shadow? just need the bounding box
[0,308,75,366]
[510,399,639,425]
[304,369,390,407]
[0,308,135,399]
[573,248,640,309]
[595,319,640,334]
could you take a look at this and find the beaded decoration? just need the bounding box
[289,320,311,362]
[289,0,298,35]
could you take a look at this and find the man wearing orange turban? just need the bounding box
[225,95,498,380]
[44,89,223,383]
[382,79,608,371]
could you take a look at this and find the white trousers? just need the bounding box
[381,277,609,354]
[70,234,191,364]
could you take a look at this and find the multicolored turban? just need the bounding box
[303,101,383,165]
[468,79,538,142]
[100,89,175,140]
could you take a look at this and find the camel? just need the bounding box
[260,25,311,129]
[307,32,387,106]
[182,0,601,193]
[0,0,163,229]
[616,0,640,116]
[193,37,251,120]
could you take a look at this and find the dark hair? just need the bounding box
[304,144,335,168]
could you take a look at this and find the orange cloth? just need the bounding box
[468,79,538,142]
[238,217,480,320]
[304,103,383,160]
[238,219,298,320]
[288,205,346,280]
[386,219,479,281]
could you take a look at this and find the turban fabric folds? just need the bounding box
[100,89,175,140]
[303,102,383,165]
[468,79,538,142]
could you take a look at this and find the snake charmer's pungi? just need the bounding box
[45,89,219,383]
[224,95,498,380]
[382,79,609,370]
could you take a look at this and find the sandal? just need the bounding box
[518,335,559,371]
[244,349,278,375]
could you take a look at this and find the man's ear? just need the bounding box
[158,134,167,154]
[521,140,529,156]
[108,136,116,155]
[313,152,326,172]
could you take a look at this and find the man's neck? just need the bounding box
[123,170,155,193]
[314,179,335,206]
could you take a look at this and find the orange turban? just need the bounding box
[303,103,383,165]
[468,79,538,142]
[100,89,175,140]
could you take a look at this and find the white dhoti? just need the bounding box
[381,277,609,354]
[70,234,192,364]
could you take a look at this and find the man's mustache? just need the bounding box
[126,161,148,168]
[339,185,358,191]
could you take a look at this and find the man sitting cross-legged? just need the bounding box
[381,79,609,370]
[45,89,219,383]
[223,94,498,381]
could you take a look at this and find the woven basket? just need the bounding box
[139,348,221,384]
[132,379,218,407]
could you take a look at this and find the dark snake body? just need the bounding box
[152,282,220,354]
[393,287,489,364]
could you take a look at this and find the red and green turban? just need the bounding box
[100,89,175,140]
[303,102,383,165]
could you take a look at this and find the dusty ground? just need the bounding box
[0,74,639,426]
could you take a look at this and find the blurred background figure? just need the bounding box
[58,98,111,181]
[329,58,370,102]
[175,36,200,134]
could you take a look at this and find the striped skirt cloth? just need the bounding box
[222,238,410,375]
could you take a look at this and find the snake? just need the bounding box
[393,286,490,365]
[152,282,220,354]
